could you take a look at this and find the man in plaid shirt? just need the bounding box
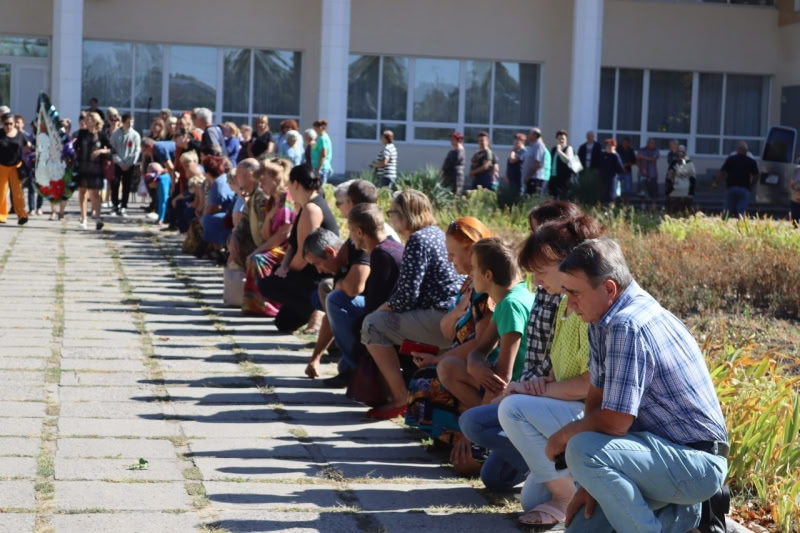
[547,238,728,533]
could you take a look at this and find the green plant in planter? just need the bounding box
[395,166,454,210]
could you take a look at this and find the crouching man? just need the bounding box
[545,238,728,533]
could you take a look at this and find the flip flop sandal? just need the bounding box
[519,503,567,529]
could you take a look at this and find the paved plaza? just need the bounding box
[0,211,529,533]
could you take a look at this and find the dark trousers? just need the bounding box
[24,177,43,211]
[258,267,325,332]
[112,165,135,209]
[791,201,800,226]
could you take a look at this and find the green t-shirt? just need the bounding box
[311,133,333,172]
[492,282,535,381]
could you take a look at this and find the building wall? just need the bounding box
[0,0,53,37]
[82,0,322,127]
[777,0,800,26]
[347,0,574,173]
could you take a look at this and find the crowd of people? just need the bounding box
[0,96,744,531]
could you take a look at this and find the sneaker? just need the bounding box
[80,219,88,230]
[119,208,127,217]
[146,212,159,220]
[17,217,28,226]
[96,219,104,231]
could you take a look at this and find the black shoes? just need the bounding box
[96,219,104,231]
[322,372,353,389]
[18,217,28,226]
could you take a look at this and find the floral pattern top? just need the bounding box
[388,225,464,313]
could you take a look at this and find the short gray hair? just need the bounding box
[304,128,318,142]
[196,107,213,124]
[559,238,633,290]
[302,228,343,259]
[334,180,354,200]
[237,158,260,175]
[285,130,301,144]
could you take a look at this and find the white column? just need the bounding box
[568,0,604,141]
[51,0,84,123]
[318,0,351,177]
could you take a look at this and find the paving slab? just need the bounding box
[57,438,178,459]
[58,417,179,438]
[0,358,48,370]
[58,385,153,403]
[194,457,323,481]
[370,511,522,533]
[55,458,185,481]
[164,403,282,423]
[0,401,47,418]
[330,461,460,481]
[0,437,41,457]
[204,481,344,511]
[164,387,268,405]
[207,511,360,533]
[180,420,295,439]
[60,347,144,359]
[59,401,165,420]
[59,371,151,386]
[0,480,36,508]
[0,347,51,358]
[0,418,43,437]
[0,386,45,402]
[52,513,202,533]
[54,480,191,510]
[187,438,313,460]
[0,457,37,478]
[315,439,438,462]
[60,359,146,372]
[0,370,44,383]
[0,513,35,532]
[353,483,488,512]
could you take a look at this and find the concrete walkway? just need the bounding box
[0,211,526,532]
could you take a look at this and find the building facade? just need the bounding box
[2,0,799,178]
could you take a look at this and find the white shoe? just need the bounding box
[120,208,128,217]
[80,219,88,230]
[146,212,159,220]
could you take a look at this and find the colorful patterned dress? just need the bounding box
[405,278,496,444]
[241,192,296,315]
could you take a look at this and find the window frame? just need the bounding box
[346,54,542,148]
[598,67,770,158]
[81,39,302,134]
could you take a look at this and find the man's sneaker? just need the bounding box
[96,219,104,231]
[119,208,127,217]
[146,212,159,220]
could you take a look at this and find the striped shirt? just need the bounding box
[376,143,397,184]
[590,281,728,444]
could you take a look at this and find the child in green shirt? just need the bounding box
[467,237,535,402]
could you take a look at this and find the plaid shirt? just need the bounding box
[590,281,728,445]
[520,287,562,381]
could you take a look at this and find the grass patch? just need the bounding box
[183,467,203,481]
[185,481,209,509]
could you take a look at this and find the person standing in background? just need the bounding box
[505,133,527,201]
[637,138,660,208]
[311,120,333,185]
[549,130,576,200]
[441,131,465,195]
[371,130,398,189]
[0,113,29,225]
[617,137,637,195]
[714,141,759,218]
[110,113,141,217]
[578,131,601,172]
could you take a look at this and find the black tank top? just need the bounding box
[288,192,340,275]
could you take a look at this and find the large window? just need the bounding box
[82,41,301,134]
[599,67,769,155]
[347,54,540,146]
[0,37,48,58]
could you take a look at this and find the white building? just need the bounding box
[2,0,800,178]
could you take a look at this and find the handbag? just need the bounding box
[345,344,388,407]
[223,266,246,307]
[568,152,583,175]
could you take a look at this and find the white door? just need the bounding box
[12,64,48,122]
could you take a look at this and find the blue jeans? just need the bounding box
[619,172,633,195]
[725,186,750,218]
[318,168,332,186]
[565,431,728,533]
[325,290,365,374]
[458,404,529,492]
[498,395,585,510]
